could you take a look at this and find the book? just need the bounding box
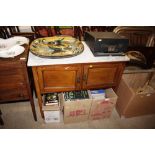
[90,89,106,99]
[44,93,59,106]
[64,90,89,101]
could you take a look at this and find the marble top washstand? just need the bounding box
[28,42,130,66]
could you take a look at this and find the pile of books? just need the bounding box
[64,90,89,101]
[44,93,59,106]
[90,89,106,99]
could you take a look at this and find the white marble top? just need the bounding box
[27,42,130,66]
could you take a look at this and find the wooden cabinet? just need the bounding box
[35,62,125,92]
[32,62,125,118]
[0,45,37,121]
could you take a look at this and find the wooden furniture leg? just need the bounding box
[32,67,44,118]
[24,65,37,121]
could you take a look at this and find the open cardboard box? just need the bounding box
[59,91,92,124]
[89,88,118,120]
[42,94,63,123]
[60,89,117,123]
[116,72,155,118]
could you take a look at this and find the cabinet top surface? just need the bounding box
[27,42,129,66]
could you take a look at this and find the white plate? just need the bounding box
[0,36,29,51]
[0,45,25,58]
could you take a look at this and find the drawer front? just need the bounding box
[37,65,82,92]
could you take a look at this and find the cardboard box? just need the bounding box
[43,94,62,123]
[60,91,92,124]
[116,72,155,118]
[89,88,118,120]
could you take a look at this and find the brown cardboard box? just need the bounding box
[60,92,92,124]
[116,73,155,118]
[89,88,118,120]
[42,94,62,123]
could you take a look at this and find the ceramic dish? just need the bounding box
[30,36,84,58]
[0,36,29,51]
[0,45,25,58]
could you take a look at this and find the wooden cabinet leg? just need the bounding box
[32,67,44,118]
[25,66,37,121]
[29,94,37,121]
[36,94,44,118]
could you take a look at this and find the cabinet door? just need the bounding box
[82,63,125,89]
[37,65,82,93]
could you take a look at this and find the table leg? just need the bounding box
[25,67,37,121]
[32,67,44,118]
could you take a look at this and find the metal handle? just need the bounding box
[76,77,80,83]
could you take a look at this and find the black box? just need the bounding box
[84,32,129,56]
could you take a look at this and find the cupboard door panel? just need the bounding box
[86,67,117,84]
[37,65,82,92]
[82,63,124,89]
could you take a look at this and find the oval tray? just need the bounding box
[30,36,84,58]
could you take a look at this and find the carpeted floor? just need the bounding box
[1,96,155,129]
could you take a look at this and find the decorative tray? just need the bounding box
[30,36,84,58]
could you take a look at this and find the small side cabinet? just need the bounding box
[0,45,37,121]
[32,62,125,118]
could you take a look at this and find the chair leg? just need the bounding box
[0,110,4,126]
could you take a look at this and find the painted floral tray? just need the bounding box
[30,36,84,58]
